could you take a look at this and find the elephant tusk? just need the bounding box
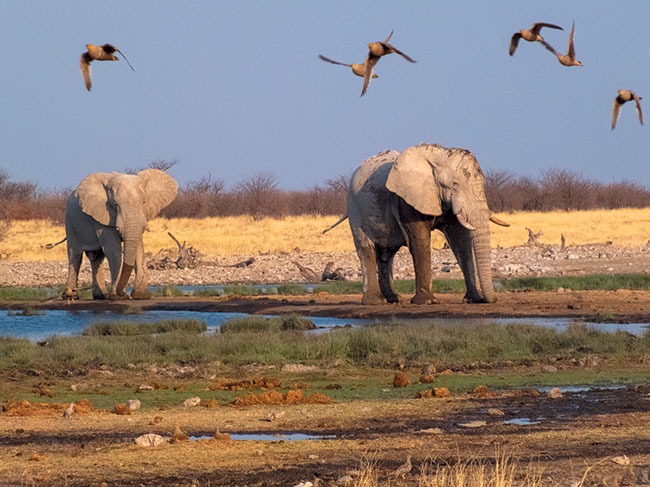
[455,213,476,231]
[489,214,510,227]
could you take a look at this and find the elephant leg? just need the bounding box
[442,222,482,303]
[96,228,126,298]
[375,245,400,303]
[399,206,438,305]
[65,247,83,300]
[130,242,151,300]
[85,249,108,299]
[352,228,384,305]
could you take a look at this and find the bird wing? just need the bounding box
[539,39,559,56]
[80,52,92,91]
[114,48,135,71]
[612,97,622,130]
[385,43,416,62]
[361,54,380,97]
[633,92,644,125]
[319,54,352,68]
[531,22,563,35]
[102,43,117,54]
[384,30,394,43]
[509,33,522,56]
[567,22,576,58]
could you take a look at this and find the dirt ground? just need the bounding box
[4,245,650,486]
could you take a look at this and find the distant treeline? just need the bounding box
[1,163,650,224]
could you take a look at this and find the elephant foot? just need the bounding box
[411,291,439,305]
[361,293,386,305]
[463,293,497,304]
[130,288,151,300]
[92,289,107,300]
[383,293,400,304]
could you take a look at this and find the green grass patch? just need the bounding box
[312,279,467,295]
[192,287,222,297]
[276,283,309,295]
[82,319,207,336]
[499,273,650,291]
[220,314,315,333]
[151,285,187,297]
[2,320,650,376]
[0,287,57,300]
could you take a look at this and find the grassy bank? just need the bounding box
[1,320,649,375]
[4,273,650,302]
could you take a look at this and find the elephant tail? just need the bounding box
[44,237,67,250]
[322,215,348,234]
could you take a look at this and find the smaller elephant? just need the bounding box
[65,169,178,300]
[334,143,508,305]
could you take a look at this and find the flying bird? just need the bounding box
[318,55,378,79]
[612,90,643,130]
[540,22,583,66]
[80,43,134,91]
[509,22,563,56]
[361,31,417,97]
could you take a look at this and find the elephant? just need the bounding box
[65,169,178,300]
[342,143,507,305]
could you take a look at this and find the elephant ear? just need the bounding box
[75,172,116,226]
[138,169,179,220]
[386,146,442,216]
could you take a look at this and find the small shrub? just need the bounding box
[82,319,207,336]
[192,287,222,297]
[276,283,308,295]
[222,284,262,296]
[151,286,186,297]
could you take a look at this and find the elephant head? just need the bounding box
[75,169,178,295]
[386,143,497,303]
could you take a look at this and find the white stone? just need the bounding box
[135,434,169,447]
[183,396,201,407]
[127,399,141,411]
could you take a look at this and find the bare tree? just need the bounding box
[235,172,281,218]
[126,159,178,174]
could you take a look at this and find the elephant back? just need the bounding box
[349,150,400,195]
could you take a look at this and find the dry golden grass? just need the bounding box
[2,208,650,261]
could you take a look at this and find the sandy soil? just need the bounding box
[2,385,650,486]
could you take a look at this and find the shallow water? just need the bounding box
[0,310,366,342]
[503,418,542,426]
[1,309,648,342]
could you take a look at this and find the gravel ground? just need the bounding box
[2,243,650,287]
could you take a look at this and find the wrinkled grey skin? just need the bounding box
[347,143,496,305]
[65,169,178,300]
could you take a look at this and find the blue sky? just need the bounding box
[1,1,649,190]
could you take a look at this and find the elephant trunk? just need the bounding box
[472,216,496,303]
[114,263,133,296]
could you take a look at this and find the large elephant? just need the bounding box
[65,169,178,300]
[345,143,507,305]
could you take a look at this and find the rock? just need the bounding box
[433,387,452,398]
[137,385,154,392]
[291,382,311,390]
[542,365,558,373]
[135,433,168,447]
[285,390,304,404]
[547,387,563,399]
[336,475,354,485]
[127,399,141,411]
[393,372,410,388]
[70,383,88,392]
[415,390,433,399]
[150,416,164,425]
[183,396,201,407]
[73,399,94,413]
[474,385,488,395]
[611,455,630,466]
[488,408,505,416]
[113,404,131,415]
[202,399,218,408]
[308,454,319,460]
[419,374,435,384]
[459,420,487,428]
[292,482,312,487]
[421,364,436,375]
[325,383,342,390]
[417,427,443,434]
[267,410,285,421]
[173,384,187,391]
[29,452,46,461]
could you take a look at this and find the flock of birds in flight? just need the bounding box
[80,22,643,131]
